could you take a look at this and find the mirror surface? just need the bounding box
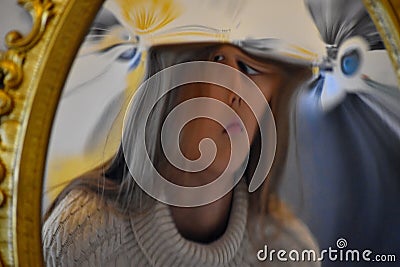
[41,0,400,266]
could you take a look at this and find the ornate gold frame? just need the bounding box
[0,0,398,266]
[364,0,400,83]
[0,0,104,266]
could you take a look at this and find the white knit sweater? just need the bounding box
[42,179,320,267]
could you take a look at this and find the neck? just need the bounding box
[170,191,233,243]
[160,163,236,243]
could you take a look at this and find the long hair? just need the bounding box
[44,42,312,238]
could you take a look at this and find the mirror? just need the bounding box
[1,0,400,266]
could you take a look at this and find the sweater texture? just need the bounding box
[43,179,320,267]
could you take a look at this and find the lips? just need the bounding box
[223,121,244,134]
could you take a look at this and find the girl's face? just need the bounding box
[164,44,286,181]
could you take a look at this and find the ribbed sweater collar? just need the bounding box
[129,179,249,266]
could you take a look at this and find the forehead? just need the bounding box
[150,42,287,66]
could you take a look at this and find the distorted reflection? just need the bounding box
[42,0,400,266]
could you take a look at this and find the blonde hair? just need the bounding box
[45,43,312,246]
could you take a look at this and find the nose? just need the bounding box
[212,49,243,108]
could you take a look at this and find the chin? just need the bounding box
[209,155,248,179]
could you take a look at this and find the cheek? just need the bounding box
[177,83,228,102]
[254,75,284,102]
[179,118,221,160]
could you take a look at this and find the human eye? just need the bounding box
[237,61,261,75]
[213,54,225,62]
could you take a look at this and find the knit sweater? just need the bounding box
[42,179,320,267]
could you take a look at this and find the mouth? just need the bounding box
[223,121,244,134]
